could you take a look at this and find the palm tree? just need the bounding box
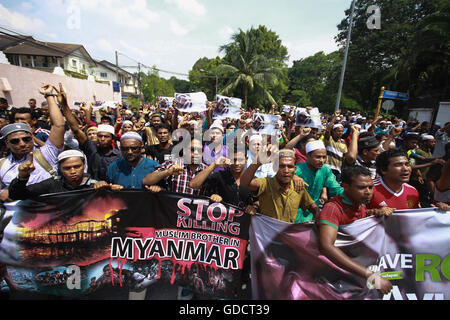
[217,29,284,109]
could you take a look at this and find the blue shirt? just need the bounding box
[106,157,159,189]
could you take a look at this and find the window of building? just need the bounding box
[72,59,77,67]
[100,72,108,78]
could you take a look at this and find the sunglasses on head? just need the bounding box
[8,136,33,145]
[120,146,141,152]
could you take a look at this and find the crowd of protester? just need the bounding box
[0,83,449,300]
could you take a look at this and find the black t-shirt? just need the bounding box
[203,168,253,208]
[80,140,122,181]
[145,144,174,164]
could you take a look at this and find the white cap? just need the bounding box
[58,149,85,163]
[122,120,133,126]
[120,131,143,143]
[305,140,325,154]
[97,124,115,136]
[249,134,262,143]
[210,121,224,132]
[422,135,435,141]
[332,123,344,130]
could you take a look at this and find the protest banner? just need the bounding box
[213,95,242,120]
[295,107,322,129]
[157,97,174,110]
[282,105,295,115]
[0,190,250,298]
[250,208,450,300]
[175,92,208,113]
[252,113,279,135]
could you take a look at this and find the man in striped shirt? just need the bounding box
[324,110,359,181]
[142,137,207,196]
[346,133,380,179]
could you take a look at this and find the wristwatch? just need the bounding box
[44,93,56,98]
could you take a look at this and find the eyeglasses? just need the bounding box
[8,136,33,145]
[120,146,141,152]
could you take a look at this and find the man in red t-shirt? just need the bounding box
[369,149,420,210]
[318,165,394,295]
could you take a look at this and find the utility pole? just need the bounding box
[137,62,142,102]
[115,50,119,81]
[215,73,218,97]
[335,0,356,112]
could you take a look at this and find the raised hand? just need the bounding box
[214,156,231,169]
[39,84,54,96]
[18,152,35,178]
[54,83,69,108]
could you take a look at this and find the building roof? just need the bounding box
[0,35,96,65]
[95,59,133,77]
[0,34,35,51]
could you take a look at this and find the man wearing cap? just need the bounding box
[348,133,380,179]
[240,148,318,223]
[409,135,445,205]
[244,134,276,178]
[294,140,344,223]
[106,132,159,189]
[8,150,120,200]
[0,84,66,202]
[324,110,360,181]
[60,97,122,181]
[203,121,228,172]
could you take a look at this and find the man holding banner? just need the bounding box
[318,165,394,295]
[241,148,317,223]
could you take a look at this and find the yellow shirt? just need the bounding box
[254,177,315,223]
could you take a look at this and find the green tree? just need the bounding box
[287,51,348,112]
[168,76,192,94]
[141,68,175,104]
[217,27,286,109]
[335,0,448,115]
[188,56,222,100]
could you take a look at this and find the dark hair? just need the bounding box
[155,123,170,132]
[0,98,8,104]
[341,165,372,185]
[300,134,316,145]
[14,107,37,119]
[101,115,112,124]
[376,149,408,177]
[375,132,388,141]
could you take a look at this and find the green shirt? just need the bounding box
[294,162,344,223]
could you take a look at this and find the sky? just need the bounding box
[0,0,352,79]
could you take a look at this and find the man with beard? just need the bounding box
[145,123,174,164]
[240,148,317,223]
[8,149,120,200]
[294,140,343,223]
[0,84,66,201]
[106,132,159,189]
[369,149,419,210]
[318,165,394,296]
